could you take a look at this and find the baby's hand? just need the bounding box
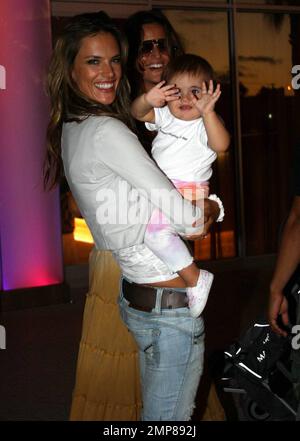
[145,81,179,108]
[192,80,221,116]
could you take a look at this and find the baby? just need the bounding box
[131,53,230,317]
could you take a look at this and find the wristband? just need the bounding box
[208,194,225,222]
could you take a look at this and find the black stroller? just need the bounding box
[220,268,300,421]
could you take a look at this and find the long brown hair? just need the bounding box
[44,12,134,189]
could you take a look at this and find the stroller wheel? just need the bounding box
[238,396,271,421]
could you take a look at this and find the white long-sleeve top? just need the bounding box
[61,115,202,251]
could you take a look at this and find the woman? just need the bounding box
[45,12,220,421]
[46,12,143,420]
[124,10,183,155]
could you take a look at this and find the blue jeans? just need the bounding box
[118,278,205,421]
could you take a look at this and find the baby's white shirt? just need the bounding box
[146,106,217,182]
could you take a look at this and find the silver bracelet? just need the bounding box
[208,194,225,222]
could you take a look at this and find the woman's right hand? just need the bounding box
[184,198,220,240]
[202,198,220,232]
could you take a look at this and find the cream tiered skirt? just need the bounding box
[69,248,142,420]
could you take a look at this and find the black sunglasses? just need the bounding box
[139,38,168,55]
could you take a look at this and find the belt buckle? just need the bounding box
[162,289,187,309]
[163,289,174,309]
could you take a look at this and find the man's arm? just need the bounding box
[268,196,300,336]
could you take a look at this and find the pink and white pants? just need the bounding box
[144,180,209,273]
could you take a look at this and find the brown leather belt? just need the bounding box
[122,278,188,312]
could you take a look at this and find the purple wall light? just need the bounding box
[0,0,63,290]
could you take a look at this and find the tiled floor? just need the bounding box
[0,255,276,420]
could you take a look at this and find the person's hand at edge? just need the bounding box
[268,289,289,337]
